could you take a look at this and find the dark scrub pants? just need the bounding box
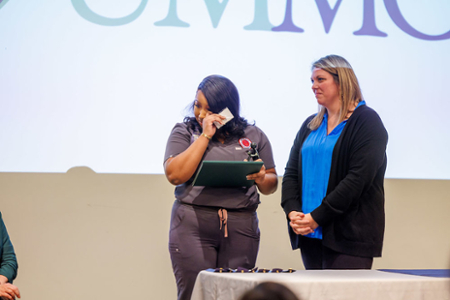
[169,200,260,300]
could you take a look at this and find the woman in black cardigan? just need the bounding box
[281,55,388,269]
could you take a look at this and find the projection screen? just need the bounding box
[0,0,449,179]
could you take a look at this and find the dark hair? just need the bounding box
[239,282,300,300]
[184,75,249,140]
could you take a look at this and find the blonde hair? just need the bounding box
[308,55,363,130]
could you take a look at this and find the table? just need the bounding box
[191,269,450,300]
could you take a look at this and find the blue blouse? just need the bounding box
[301,101,365,239]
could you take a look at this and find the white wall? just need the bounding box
[1,168,449,299]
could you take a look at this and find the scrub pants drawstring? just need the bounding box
[218,208,228,238]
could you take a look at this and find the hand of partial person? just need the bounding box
[201,113,226,137]
[246,159,266,184]
[289,211,318,236]
[0,283,21,300]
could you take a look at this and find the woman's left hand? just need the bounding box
[245,159,278,195]
[246,159,266,185]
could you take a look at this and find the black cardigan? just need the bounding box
[281,105,388,257]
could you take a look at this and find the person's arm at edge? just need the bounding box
[0,283,21,299]
[0,213,20,299]
[0,213,18,284]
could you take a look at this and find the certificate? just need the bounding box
[192,160,263,187]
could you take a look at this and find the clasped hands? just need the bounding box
[288,211,319,236]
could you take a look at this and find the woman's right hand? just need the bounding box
[0,283,21,300]
[200,113,225,138]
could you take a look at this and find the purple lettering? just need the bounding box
[354,0,387,37]
[315,0,343,33]
[272,0,304,32]
[384,0,450,41]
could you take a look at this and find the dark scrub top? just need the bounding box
[164,123,275,210]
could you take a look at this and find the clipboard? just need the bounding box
[192,160,263,187]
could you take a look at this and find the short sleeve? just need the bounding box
[164,123,193,163]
